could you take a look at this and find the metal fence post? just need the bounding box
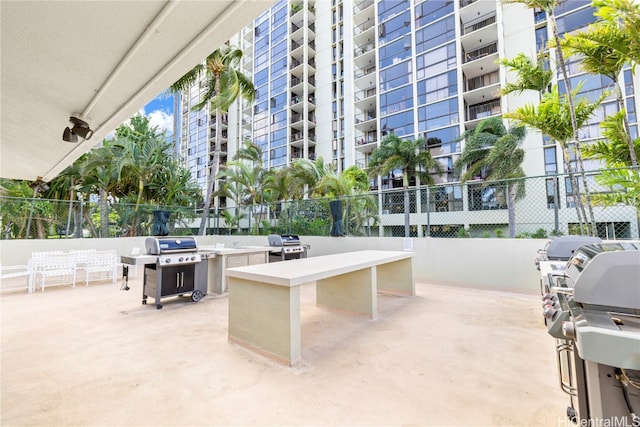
[425,186,431,237]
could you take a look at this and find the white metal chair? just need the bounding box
[32,253,77,292]
[79,250,118,286]
[1,264,31,293]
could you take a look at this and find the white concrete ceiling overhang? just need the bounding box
[1,0,275,182]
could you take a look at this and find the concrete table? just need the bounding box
[225,250,415,366]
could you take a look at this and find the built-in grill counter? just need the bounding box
[539,242,640,425]
[198,245,271,294]
[142,237,207,309]
[268,234,309,262]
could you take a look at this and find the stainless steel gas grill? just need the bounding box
[539,242,640,425]
[267,234,309,262]
[534,235,601,272]
[142,237,206,309]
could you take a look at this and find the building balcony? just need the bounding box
[355,87,376,102]
[462,12,496,35]
[463,42,498,64]
[354,43,375,58]
[465,70,499,92]
[355,137,378,153]
[460,0,478,7]
[354,18,375,36]
[354,0,374,15]
[465,99,502,122]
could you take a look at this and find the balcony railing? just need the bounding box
[354,19,375,35]
[464,42,498,63]
[466,70,499,91]
[459,0,478,8]
[355,88,377,101]
[354,43,375,57]
[355,137,377,146]
[462,13,496,35]
[354,0,374,14]
[466,99,501,121]
[355,111,376,123]
[354,67,376,79]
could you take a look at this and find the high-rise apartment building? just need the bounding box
[177,0,639,237]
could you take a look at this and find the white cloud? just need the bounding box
[141,108,174,136]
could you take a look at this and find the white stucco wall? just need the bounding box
[1,236,546,292]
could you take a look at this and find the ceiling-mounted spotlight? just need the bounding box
[62,116,94,143]
[62,126,78,143]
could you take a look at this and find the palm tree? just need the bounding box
[505,85,604,235]
[454,117,527,238]
[169,46,255,236]
[507,0,598,235]
[109,117,174,236]
[583,111,640,219]
[583,111,640,166]
[561,21,638,166]
[368,135,443,237]
[315,165,374,236]
[593,0,640,65]
[500,52,553,96]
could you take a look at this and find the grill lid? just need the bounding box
[268,234,301,247]
[567,243,640,310]
[545,235,602,260]
[145,237,198,255]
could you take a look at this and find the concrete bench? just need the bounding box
[225,250,415,366]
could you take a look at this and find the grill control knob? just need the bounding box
[562,321,576,339]
[179,257,184,262]
[191,256,196,261]
[543,306,557,320]
[165,258,171,264]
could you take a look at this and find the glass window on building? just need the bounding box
[380,85,414,116]
[379,10,410,45]
[544,146,557,175]
[379,34,412,68]
[546,178,560,209]
[270,56,287,76]
[554,0,591,17]
[627,97,637,123]
[624,69,635,96]
[417,70,457,104]
[595,222,631,239]
[254,68,269,87]
[425,126,460,150]
[556,6,596,35]
[468,183,507,211]
[418,98,459,131]
[271,74,286,93]
[535,26,548,54]
[422,185,462,212]
[380,60,412,92]
[565,176,576,208]
[415,15,455,54]
[379,0,410,22]
[381,110,414,138]
[434,156,458,183]
[271,39,287,59]
[416,43,456,80]
[271,22,287,42]
[415,0,454,29]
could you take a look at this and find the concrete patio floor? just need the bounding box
[1,277,567,426]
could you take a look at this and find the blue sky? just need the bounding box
[142,92,174,135]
